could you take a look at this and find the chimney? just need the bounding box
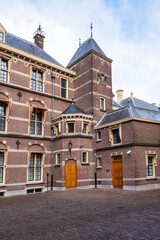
[33,24,45,49]
[116,89,124,104]
[152,103,156,106]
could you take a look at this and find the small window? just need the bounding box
[35,188,42,193]
[100,97,105,110]
[0,32,4,42]
[61,78,67,98]
[30,109,43,135]
[0,192,4,197]
[146,155,156,178]
[56,153,61,165]
[96,130,101,140]
[28,153,43,182]
[27,189,34,194]
[0,152,5,183]
[0,103,6,131]
[54,123,60,136]
[109,126,121,145]
[97,158,102,168]
[0,58,8,82]
[82,151,88,163]
[31,69,43,92]
[67,122,74,133]
[82,122,89,134]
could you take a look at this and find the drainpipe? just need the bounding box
[94,130,97,188]
[51,71,56,190]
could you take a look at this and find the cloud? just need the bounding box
[1,0,160,104]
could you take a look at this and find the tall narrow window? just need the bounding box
[96,130,101,140]
[97,158,102,168]
[56,153,61,165]
[31,69,43,92]
[112,129,121,144]
[0,103,6,131]
[82,151,88,163]
[82,122,89,134]
[100,97,105,110]
[61,78,67,98]
[30,109,42,135]
[28,153,42,181]
[0,58,8,82]
[0,152,4,183]
[67,122,74,133]
[146,156,154,177]
[0,32,3,42]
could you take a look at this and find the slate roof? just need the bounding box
[5,32,63,66]
[67,37,107,67]
[95,106,160,128]
[113,100,122,108]
[121,97,159,112]
[62,102,89,115]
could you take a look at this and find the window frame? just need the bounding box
[54,122,61,136]
[82,121,89,134]
[97,158,102,168]
[30,108,43,136]
[56,153,61,165]
[61,78,68,99]
[0,151,7,184]
[0,57,9,83]
[81,151,88,164]
[0,99,11,133]
[96,130,101,141]
[66,121,75,134]
[109,125,122,145]
[146,154,156,178]
[0,32,4,42]
[30,68,44,92]
[100,97,105,111]
[27,152,44,182]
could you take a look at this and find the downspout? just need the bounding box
[51,71,56,190]
[94,130,97,188]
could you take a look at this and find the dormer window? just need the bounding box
[0,32,3,42]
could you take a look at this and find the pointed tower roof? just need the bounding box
[67,37,107,67]
[62,102,88,115]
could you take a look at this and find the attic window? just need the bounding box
[0,32,3,42]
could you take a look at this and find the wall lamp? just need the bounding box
[68,140,72,156]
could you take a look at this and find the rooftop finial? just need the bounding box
[90,23,93,38]
[79,38,81,47]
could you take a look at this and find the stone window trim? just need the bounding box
[29,105,48,136]
[81,151,89,164]
[0,56,11,83]
[60,78,68,99]
[0,32,4,42]
[54,122,61,136]
[145,153,157,179]
[96,157,102,168]
[100,97,106,111]
[66,121,75,134]
[0,150,7,185]
[0,98,12,132]
[109,125,122,145]
[30,67,46,93]
[55,153,61,165]
[96,130,101,141]
[82,121,90,134]
[27,151,45,183]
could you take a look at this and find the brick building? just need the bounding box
[0,23,159,196]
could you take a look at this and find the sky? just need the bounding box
[1,0,160,105]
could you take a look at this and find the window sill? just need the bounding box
[146,177,157,180]
[26,181,45,185]
[81,162,90,165]
[54,164,61,167]
[111,143,122,146]
[96,166,102,169]
[100,109,106,112]
[96,139,102,143]
[0,184,7,187]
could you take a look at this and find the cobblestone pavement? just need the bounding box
[0,189,160,240]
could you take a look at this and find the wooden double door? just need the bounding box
[112,156,123,188]
[65,162,77,189]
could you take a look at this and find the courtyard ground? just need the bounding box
[0,188,160,240]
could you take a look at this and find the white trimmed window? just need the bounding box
[82,122,89,134]
[28,153,43,182]
[100,97,105,110]
[97,158,102,168]
[109,125,122,145]
[30,109,43,135]
[0,152,6,184]
[0,58,8,82]
[54,123,61,136]
[31,69,43,92]
[0,103,6,132]
[146,155,156,178]
[96,130,101,140]
[56,153,61,165]
[82,151,88,163]
[66,122,74,133]
[61,78,68,98]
